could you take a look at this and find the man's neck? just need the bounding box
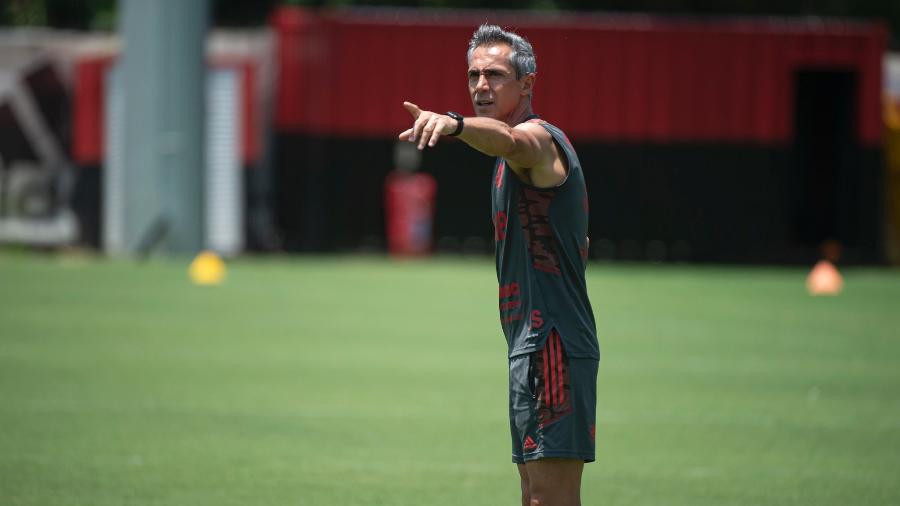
[504,100,534,127]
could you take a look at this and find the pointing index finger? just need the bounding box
[403,101,421,119]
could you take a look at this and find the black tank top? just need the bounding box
[491,118,599,359]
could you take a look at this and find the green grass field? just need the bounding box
[1,250,899,505]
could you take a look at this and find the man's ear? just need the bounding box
[521,73,535,96]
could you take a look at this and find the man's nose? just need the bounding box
[477,74,490,90]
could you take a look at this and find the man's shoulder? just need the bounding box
[533,120,576,157]
[513,118,551,135]
[512,119,558,155]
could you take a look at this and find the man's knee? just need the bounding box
[524,458,583,506]
[528,493,548,506]
[528,486,576,506]
[523,480,558,506]
[527,482,554,506]
[518,464,531,505]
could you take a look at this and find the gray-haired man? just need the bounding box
[399,24,600,506]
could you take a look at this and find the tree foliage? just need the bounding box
[1,0,896,48]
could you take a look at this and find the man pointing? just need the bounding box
[399,24,599,506]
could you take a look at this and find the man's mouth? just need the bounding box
[475,99,494,107]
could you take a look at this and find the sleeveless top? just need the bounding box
[491,118,599,360]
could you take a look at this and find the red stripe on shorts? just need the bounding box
[549,333,558,407]
[543,345,551,407]
[555,331,565,405]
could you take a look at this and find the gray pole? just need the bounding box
[120,0,209,255]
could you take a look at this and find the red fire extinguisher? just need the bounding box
[384,170,436,256]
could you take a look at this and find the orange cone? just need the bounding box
[806,260,843,296]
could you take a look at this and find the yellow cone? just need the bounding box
[188,250,227,286]
[806,260,843,296]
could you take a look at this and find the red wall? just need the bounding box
[273,7,887,146]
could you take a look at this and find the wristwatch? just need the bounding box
[446,111,464,137]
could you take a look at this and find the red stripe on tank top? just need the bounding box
[499,300,521,311]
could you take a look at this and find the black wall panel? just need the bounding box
[274,133,883,264]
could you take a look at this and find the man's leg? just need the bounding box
[509,332,597,505]
[524,458,584,506]
[517,464,531,506]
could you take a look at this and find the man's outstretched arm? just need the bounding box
[397,101,563,185]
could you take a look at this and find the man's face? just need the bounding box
[467,44,530,121]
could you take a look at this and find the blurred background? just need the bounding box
[0,0,899,264]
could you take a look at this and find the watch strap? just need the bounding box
[446,111,464,137]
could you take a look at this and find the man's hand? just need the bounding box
[398,102,459,150]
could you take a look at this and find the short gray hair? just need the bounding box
[466,24,536,80]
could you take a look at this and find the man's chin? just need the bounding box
[473,106,499,119]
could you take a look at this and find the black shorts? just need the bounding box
[509,329,598,464]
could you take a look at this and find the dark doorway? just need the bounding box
[790,70,859,260]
